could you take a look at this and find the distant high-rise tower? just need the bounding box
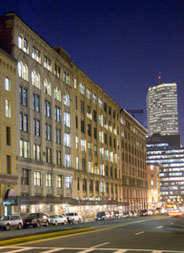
[147,83,179,136]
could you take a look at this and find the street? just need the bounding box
[0,216,184,252]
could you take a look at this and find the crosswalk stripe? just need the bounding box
[0,246,184,253]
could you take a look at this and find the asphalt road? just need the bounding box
[0,216,184,253]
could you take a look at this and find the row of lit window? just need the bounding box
[18,35,70,83]
[19,140,71,166]
[74,81,117,118]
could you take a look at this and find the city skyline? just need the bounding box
[0,0,184,142]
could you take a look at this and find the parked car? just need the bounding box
[66,213,82,224]
[95,211,111,221]
[148,210,154,216]
[140,209,148,216]
[123,212,129,218]
[48,214,67,225]
[129,211,137,217]
[0,214,23,230]
[114,211,123,219]
[23,213,49,227]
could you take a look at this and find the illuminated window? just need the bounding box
[93,94,97,104]
[46,173,52,187]
[86,88,91,99]
[33,94,40,112]
[20,140,29,158]
[44,100,51,118]
[33,144,41,161]
[19,87,27,106]
[5,99,11,118]
[32,46,40,62]
[79,82,84,95]
[46,147,52,163]
[64,94,70,107]
[4,77,10,91]
[75,136,79,149]
[98,98,102,109]
[44,79,52,95]
[76,156,79,170]
[34,171,42,186]
[18,61,28,81]
[55,106,61,122]
[57,175,62,188]
[65,154,71,168]
[56,151,61,166]
[54,87,61,102]
[74,78,77,88]
[54,64,60,78]
[65,176,72,189]
[63,72,70,84]
[64,112,70,127]
[44,56,52,71]
[81,139,86,152]
[56,128,61,144]
[18,35,28,53]
[100,181,105,192]
[64,133,71,147]
[31,71,40,89]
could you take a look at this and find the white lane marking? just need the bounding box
[93,242,110,248]
[41,248,64,253]
[1,247,184,252]
[5,247,33,253]
[157,226,163,229]
[77,249,96,253]
[114,249,128,253]
[135,231,144,235]
[76,242,110,253]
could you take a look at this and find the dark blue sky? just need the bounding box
[1,0,184,141]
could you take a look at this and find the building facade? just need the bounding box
[147,134,184,205]
[147,164,160,209]
[147,83,178,136]
[70,65,122,218]
[0,12,74,215]
[0,12,148,217]
[120,109,148,211]
[0,49,17,216]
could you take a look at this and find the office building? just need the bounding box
[147,134,184,205]
[0,12,148,216]
[147,83,178,136]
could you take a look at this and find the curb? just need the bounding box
[0,227,94,246]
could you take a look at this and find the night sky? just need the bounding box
[1,0,184,142]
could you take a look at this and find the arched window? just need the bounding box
[18,34,28,53]
[44,79,51,96]
[18,61,28,81]
[54,87,61,102]
[31,71,40,89]
[64,93,70,107]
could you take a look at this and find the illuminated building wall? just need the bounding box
[71,64,121,204]
[147,83,178,136]
[0,12,148,216]
[0,49,17,216]
[147,164,160,209]
[147,135,184,204]
[120,109,148,211]
[0,12,74,215]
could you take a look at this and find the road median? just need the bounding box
[0,227,94,246]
